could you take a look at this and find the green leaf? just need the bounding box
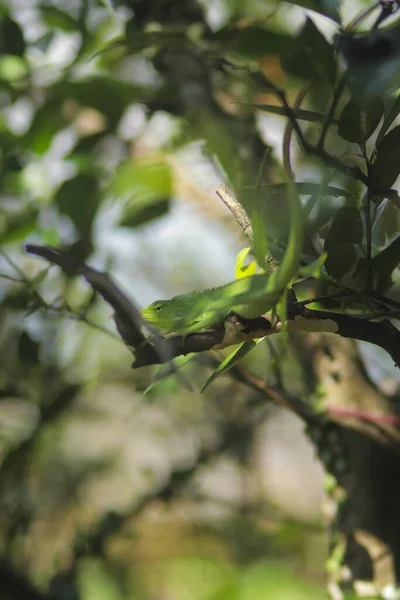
[55,173,101,243]
[337,98,384,143]
[0,55,28,82]
[370,125,400,190]
[339,257,368,291]
[119,196,170,228]
[235,247,257,279]
[201,341,258,393]
[298,253,327,279]
[114,160,171,197]
[284,0,341,22]
[41,7,78,32]
[113,159,172,226]
[0,206,38,245]
[324,237,357,280]
[213,26,292,60]
[280,18,336,85]
[0,16,25,56]
[23,97,66,154]
[376,95,400,144]
[329,206,363,244]
[143,354,195,395]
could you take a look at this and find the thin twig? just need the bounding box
[344,1,381,31]
[317,74,347,151]
[229,365,315,422]
[216,184,253,242]
[0,273,25,283]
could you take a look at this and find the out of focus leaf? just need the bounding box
[372,235,400,292]
[337,98,383,143]
[119,196,170,227]
[114,159,172,227]
[376,95,400,144]
[55,173,101,242]
[0,55,28,82]
[329,206,363,244]
[339,257,368,291]
[281,18,336,85]
[29,266,51,287]
[0,16,25,56]
[41,7,78,32]
[24,78,144,155]
[370,125,400,190]
[213,26,291,59]
[23,97,67,154]
[299,254,327,279]
[338,27,400,97]
[285,0,341,22]
[56,78,147,129]
[324,237,357,280]
[18,331,40,364]
[0,207,38,245]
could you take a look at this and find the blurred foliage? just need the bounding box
[0,0,400,599]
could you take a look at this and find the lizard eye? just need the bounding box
[154,303,163,311]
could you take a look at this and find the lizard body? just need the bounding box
[141,180,304,335]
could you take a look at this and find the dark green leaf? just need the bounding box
[329,206,363,244]
[324,237,357,280]
[338,28,400,98]
[18,332,40,364]
[213,26,292,59]
[370,125,400,190]
[0,16,25,56]
[285,0,341,22]
[337,98,384,143]
[119,196,170,228]
[280,18,336,85]
[372,235,400,292]
[376,95,400,144]
[55,173,101,242]
[23,98,66,154]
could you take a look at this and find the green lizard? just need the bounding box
[141,181,304,335]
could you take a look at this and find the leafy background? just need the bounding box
[1,0,400,599]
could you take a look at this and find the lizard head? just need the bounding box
[141,298,184,332]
